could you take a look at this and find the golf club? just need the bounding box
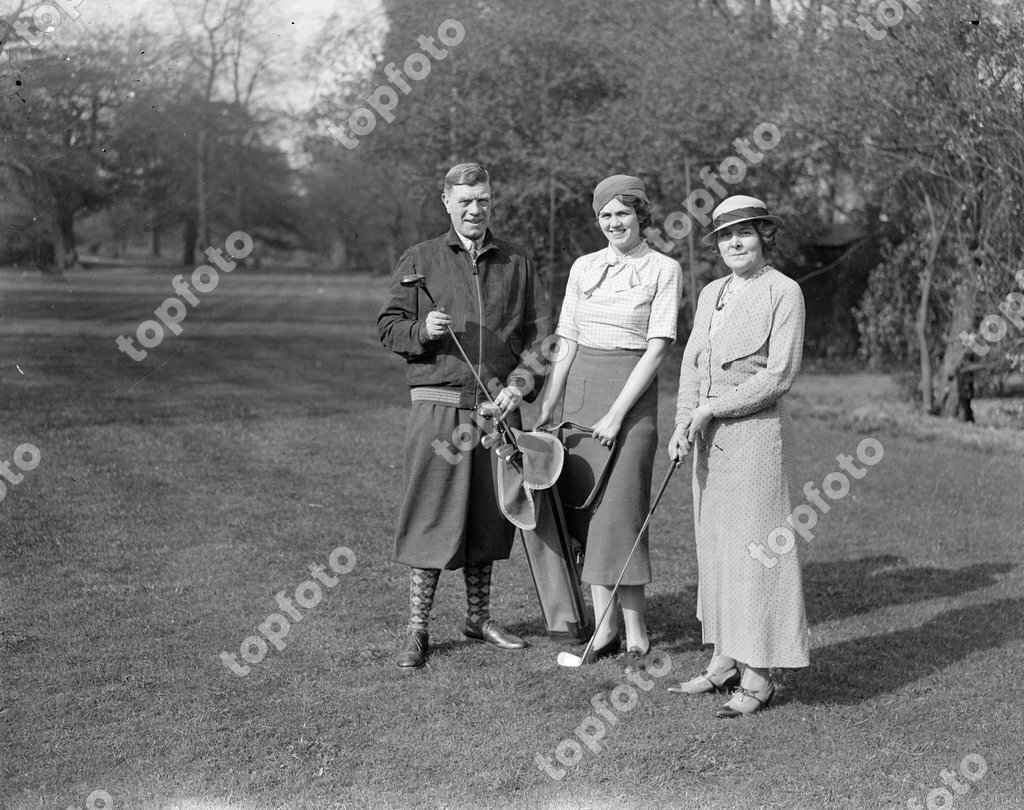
[556,460,681,668]
[400,273,518,448]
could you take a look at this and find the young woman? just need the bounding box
[536,174,682,669]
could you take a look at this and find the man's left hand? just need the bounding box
[494,386,524,421]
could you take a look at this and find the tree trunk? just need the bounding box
[916,259,935,414]
[182,217,198,266]
[56,206,78,270]
[937,280,978,419]
[195,129,208,262]
[151,214,162,258]
[916,196,947,415]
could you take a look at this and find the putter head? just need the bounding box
[399,273,426,288]
[556,651,584,668]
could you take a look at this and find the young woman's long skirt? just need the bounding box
[560,346,658,586]
[692,399,810,669]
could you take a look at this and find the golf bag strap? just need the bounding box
[543,421,619,513]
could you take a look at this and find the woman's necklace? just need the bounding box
[715,266,767,311]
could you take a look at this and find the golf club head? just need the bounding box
[495,444,520,463]
[476,402,500,420]
[556,651,584,668]
[480,431,500,449]
[399,273,426,288]
[399,273,438,306]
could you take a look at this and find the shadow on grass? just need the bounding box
[636,555,1013,662]
[788,596,1024,705]
[803,554,1014,624]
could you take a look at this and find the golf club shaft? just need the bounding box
[444,325,498,407]
[576,461,679,663]
[410,276,517,442]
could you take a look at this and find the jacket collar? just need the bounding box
[445,227,497,257]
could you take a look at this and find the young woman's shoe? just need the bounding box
[585,635,621,662]
[715,682,776,718]
[666,667,740,695]
[622,644,651,675]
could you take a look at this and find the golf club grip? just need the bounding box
[576,461,679,662]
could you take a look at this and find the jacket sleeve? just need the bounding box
[506,254,550,403]
[377,248,435,359]
[675,284,713,426]
[708,281,805,419]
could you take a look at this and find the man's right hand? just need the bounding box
[424,308,452,340]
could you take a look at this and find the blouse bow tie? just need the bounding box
[581,259,640,298]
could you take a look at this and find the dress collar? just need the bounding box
[603,240,650,262]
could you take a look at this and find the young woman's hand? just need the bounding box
[591,410,623,447]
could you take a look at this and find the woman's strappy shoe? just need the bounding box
[715,681,776,718]
[666,666,740,695]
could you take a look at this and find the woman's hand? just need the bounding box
[591,409,623,447]
[685,404,714,445]
[668,423,692,462]
[534,406,554,431]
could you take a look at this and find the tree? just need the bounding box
[0,25,136,271]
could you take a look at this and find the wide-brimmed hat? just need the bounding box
[701,195,783,245]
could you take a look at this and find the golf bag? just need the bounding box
[518,422,618,641]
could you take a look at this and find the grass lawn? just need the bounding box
[1,265,1023,810]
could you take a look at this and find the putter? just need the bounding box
[556,460,680,668]
[400,273,518,449]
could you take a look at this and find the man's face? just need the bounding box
[442,183,491,241]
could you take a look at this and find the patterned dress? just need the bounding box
[675,266,810,669]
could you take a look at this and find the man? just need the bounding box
[377,162,548,669]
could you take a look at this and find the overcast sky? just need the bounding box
[52,0,385,123]
[84,0,384,45]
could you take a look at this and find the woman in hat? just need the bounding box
[665,194,809,717]
[536,175,682,670]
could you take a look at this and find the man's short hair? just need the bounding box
[444,163,490,194]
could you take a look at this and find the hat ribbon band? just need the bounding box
[711,206,772,229]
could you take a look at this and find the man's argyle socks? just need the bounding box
[464,562,492,626]
[407,567,440,633]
